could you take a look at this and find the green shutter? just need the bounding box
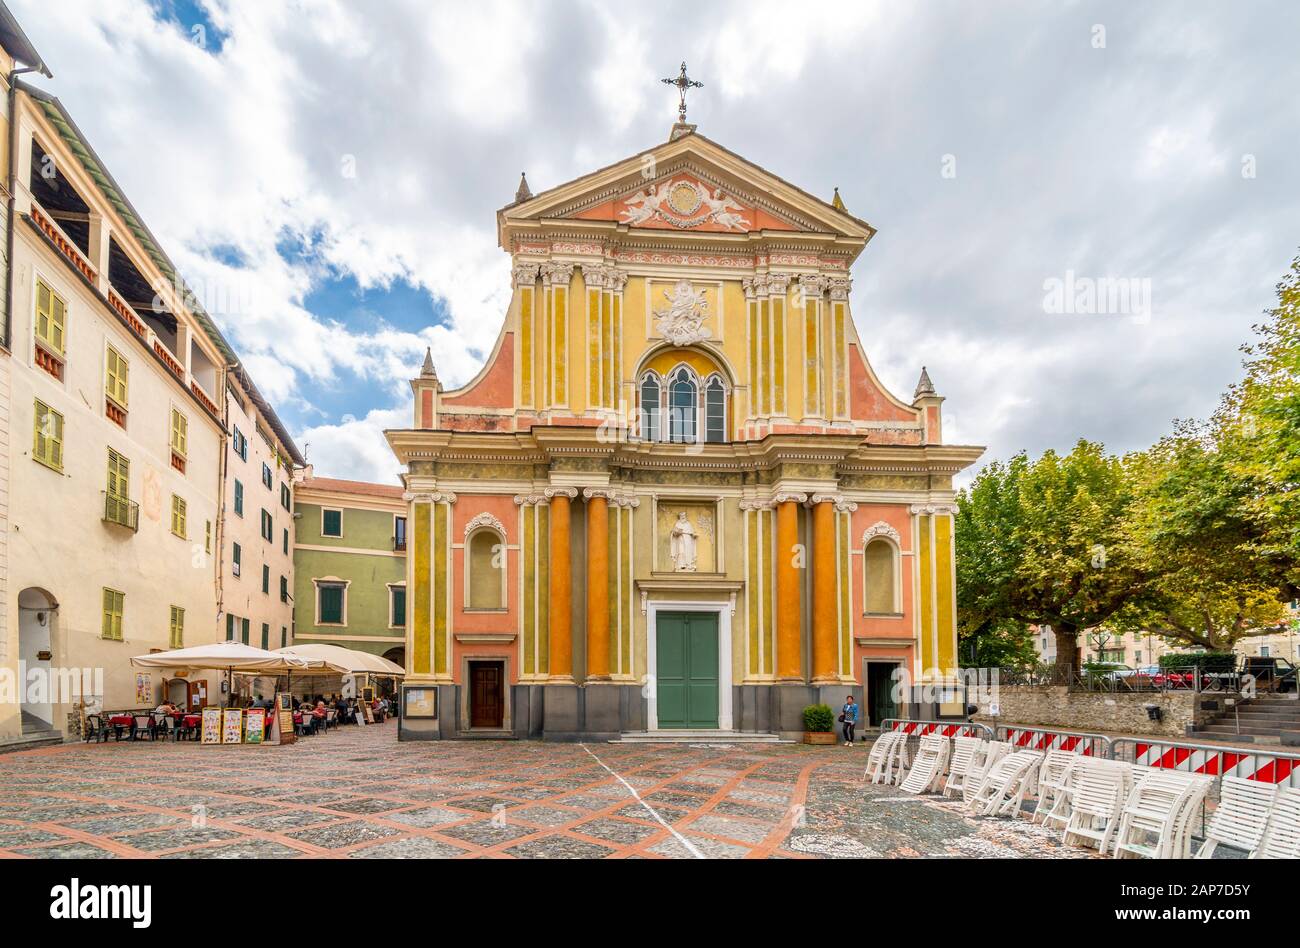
[322,509,342,536]
[319,584,344,624]
[392,586,407,627]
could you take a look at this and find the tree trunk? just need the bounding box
[1054,624,1082,673]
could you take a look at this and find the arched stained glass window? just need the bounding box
[668,368,697,443]
[704,376,726,443]
[640,374,661,442]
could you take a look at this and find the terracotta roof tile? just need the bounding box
[296,476,404,499]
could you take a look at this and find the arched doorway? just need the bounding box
[382,646,405,669]
[17,588,58,732]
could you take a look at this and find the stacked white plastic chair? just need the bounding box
[899,733,950,795]
[1032,749,1079,826]
[942,735,986,799]
[965,750,1044,817]
[1061,758,1133,855]
[1196,776,1278,858]
[864,730,905,785]
[962,740,1011,805]
[1113,770,1212,859]
[1254,786,1300,859]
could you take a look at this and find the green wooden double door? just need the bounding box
[655,612,719,729]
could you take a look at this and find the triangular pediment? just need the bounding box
[499,132,875,244]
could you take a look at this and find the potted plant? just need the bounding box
[802,704,836,745]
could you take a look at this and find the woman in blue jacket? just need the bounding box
[840,695,859,746]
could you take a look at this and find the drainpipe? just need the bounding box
[4,66,39,351]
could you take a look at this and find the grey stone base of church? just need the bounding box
[398,682,866,742]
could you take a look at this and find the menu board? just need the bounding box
[244,708,265,744]
[221,708,244,744]
[200,707,222,745]
[277,694,294,734]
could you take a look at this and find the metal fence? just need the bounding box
[881,718,994,762]
[1002,663,1258,694]
[995,724,1109,757]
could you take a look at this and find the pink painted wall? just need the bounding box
[450,494,521,683]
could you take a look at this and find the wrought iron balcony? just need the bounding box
[393,535,407,552]
[102,492,140,532]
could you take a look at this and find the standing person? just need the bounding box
[840,695,859,746]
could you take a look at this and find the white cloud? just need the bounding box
[11,0,1299,487]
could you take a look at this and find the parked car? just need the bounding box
[1243,656,1298,693]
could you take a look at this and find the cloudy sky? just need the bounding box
[14,0,1300,485]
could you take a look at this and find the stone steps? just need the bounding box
[614,730,788,744]
[0,730,64,754]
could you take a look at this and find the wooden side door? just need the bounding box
[470,662,504,728]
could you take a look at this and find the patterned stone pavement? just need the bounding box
[0,725,1092,859]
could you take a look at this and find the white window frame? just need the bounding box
[387,582,407,629]
[313,576,351,626]
[320,506,344,538]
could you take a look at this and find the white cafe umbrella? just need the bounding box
[131,641,323,700]
[131,640,319,675]
[276,643,404,677]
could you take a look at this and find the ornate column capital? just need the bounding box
[582,487,618,501]
[828,275,852,301]
[773,491,809,505]
[544,486,579,500]
[767,272,793,296]
[909,502,959,517]
[607,268,628,292]
[513,492,549,507]
[403,491,436,504]
[540,261,575,285]
[512,261,541,287]
[808,492,858,513]
[613,493,641,509]
[429,491,457,505]
[799,273,829,297]
[738,498,775,512]
[580,263,608,289]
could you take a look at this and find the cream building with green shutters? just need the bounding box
[0,12,286,745]
[220,368,304,658]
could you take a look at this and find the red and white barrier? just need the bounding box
[1000,726,1104,756]
[1132,742,1300,788]
[888,720,988,739]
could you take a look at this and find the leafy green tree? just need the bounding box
[959,617,1037,670]
[1217,253,1300,593]
[1109,426,1289,650]
[956,440,1145,670]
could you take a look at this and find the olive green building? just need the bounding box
[292,473,408,665]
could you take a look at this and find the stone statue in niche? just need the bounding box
[669,511,698,572]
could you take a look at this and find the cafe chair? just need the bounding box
[83,714,107,743]
[132,714,155,740]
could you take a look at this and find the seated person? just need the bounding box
[313,700,327,720]
[154,700,178,716]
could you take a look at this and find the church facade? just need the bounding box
[388,120,983,741]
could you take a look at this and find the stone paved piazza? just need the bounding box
[0,725,1090,859]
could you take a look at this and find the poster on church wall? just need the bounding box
[244,708,265,744]
[135,673,152,706]
[200,707,222,745]
[221,708,243,744]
